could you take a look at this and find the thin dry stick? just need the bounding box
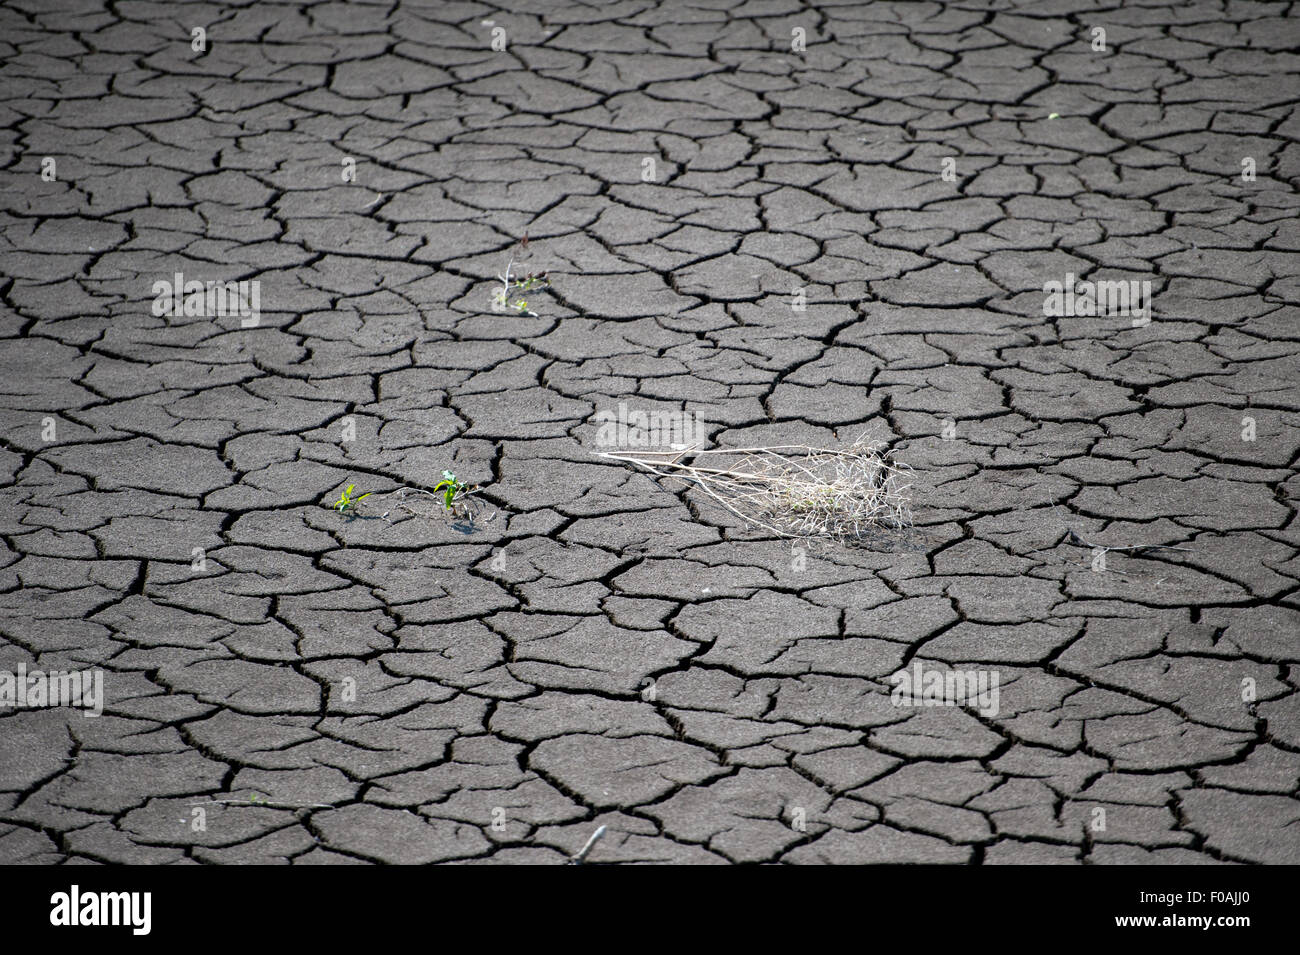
[1048,499,1191,552]
[494,253,527,314]
[200,797,334,810]
[1042,497,1192,580]
[568,825,607,865]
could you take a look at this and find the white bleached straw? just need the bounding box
[596,433,912,543]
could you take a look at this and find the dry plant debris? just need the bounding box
[597,435,913,543]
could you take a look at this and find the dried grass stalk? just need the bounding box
[597,434,913,543]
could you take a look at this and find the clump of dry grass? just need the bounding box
[596,434,913,543]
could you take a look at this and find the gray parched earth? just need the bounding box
[1,0,1298,865]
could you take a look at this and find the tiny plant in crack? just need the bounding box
[432,470,471,514]
[380,471,487,527]
[331,483,372,515]
[492,233,550,316]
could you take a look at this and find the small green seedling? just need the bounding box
[333,483,372,514]
[492,235,550,316]
[1048,112,1060,120]
[381,472,488,526]
[432,470,468,513]
[492,272,549,315]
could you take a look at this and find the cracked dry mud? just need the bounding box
[1,0,1298,866]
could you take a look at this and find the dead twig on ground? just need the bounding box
[567,825,607,865]
[1045,497,1192,579]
